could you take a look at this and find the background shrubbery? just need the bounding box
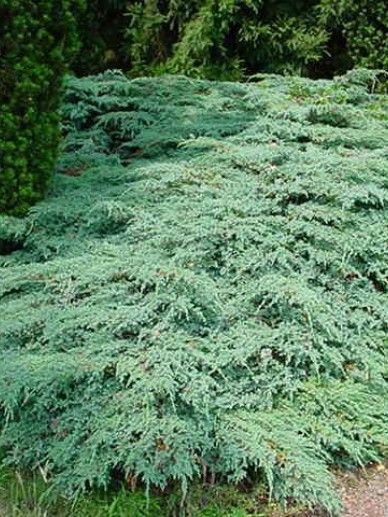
[0,0,85,215]
[76,0,388,79]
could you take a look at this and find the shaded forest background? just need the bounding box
[75,0,387,79]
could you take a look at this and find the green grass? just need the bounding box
[0,469,162,516]
[0,468,290,516]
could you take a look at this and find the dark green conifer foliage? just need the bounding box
[0,70,387,513]
[0,0,85,215]
[83,0,387,79]
[73,0,129,75]
[318,0,388,73]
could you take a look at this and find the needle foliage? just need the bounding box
[0,69,387,514]
[0,0,85,215]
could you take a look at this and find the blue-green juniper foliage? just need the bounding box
[0,69,387,514]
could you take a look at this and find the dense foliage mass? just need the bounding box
[0,0,85,215]
[76,0,388,79]
[0,70,387,513]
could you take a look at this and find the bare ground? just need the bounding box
[271,465,387,517]
[338,464,387,517]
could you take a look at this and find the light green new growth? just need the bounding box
[0,69,387,514]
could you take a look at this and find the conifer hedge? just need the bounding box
[0,0,85,215]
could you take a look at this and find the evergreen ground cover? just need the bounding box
[0,69,387,514]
